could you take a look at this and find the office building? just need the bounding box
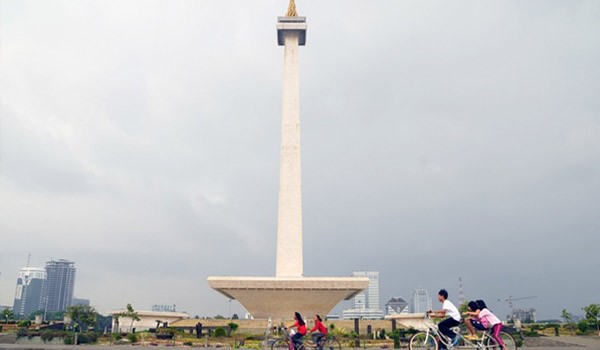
[342,271,383,319]
[409,285,432,313]
[385,296,408,315]
[42,259,76,313]
[508,308,536,323]
[13,267,46,317]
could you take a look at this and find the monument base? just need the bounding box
[208,276,369,319]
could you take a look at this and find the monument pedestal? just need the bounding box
[208,276,369,319]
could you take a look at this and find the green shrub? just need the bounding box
[78,332,98,344]
[183,341,193,346]
[228,322,239,332]
[577,320,590,334]
[127,333,139,343]
[40,331,55,342]
[17,320,31,327]
[113,333,123,341]
[16,327,28,337]
[213,327,227,337]
[63,333,75,345]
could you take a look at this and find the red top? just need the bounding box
[310,320,327,334]
[294,320,307,335]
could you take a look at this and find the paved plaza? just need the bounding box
[0,335,599,350]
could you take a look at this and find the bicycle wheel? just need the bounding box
[409,332,438,350]
[485,332,516,350]
[272,338,292,350]
[323,337,341,350]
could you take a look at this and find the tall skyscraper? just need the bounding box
[409,284,432,313]
[42,259,76,313]
[13,267,46,317]
[342,271,383,319]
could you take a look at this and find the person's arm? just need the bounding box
[462,310,480,317]
[427,309,447,318]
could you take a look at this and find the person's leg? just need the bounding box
[291,333,303,349]
[491,324,505,349]
[465,318,476,336]
[313,332,324,350]
[437,318,457,349]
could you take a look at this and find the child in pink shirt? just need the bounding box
[477,301,505,350]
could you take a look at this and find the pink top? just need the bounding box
[478,308,501,328]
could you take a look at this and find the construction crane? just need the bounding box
[498,295,537,308]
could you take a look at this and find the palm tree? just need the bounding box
[121,304,140,333]
[1,309,14,323]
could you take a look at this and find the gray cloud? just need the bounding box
[0,1,598,320]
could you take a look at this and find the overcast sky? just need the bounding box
[0,0,599,321]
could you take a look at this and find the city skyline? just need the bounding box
[0,1,598,320]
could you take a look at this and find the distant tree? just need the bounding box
[214,314,225,319]
[66,304,97,331]
[561,309,573,324]
[232,313,239,320]
[561,309,575,334]
[1,309,14,323]
[458,301,469,314]
[46,311,66,321]
[582,304,599,334]
[120,304,140,333]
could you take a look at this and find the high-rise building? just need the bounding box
[508,308,536,323]
[342,271,383,319]
[42,259,76,313]
[409,285,432,313]
[13,267,46,317]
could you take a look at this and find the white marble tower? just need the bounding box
[275,13,306,278]
[208,1,368,319]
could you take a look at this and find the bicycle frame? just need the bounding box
[416,314,501,350]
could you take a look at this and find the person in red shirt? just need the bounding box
[290,311,307,350]
[309,314,328,350]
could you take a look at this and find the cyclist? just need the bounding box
[309,314,327,350]
[427,289,461,350]
[289,311,307,350]
[462,301,486,340]
[476,300,505,350]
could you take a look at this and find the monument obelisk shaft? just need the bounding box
[207,3,369,319]
[275,2,306,278]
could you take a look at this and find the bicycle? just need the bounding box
[271,328,342,350]
[408,314,516,350]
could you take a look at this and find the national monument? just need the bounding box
[207,0,369,320]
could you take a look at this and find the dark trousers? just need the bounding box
[291,333,304,349]
[311,332,325,350]
[438,318,460,349]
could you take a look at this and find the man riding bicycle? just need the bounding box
[427,289,461,350]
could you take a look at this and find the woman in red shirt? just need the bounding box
[309,314,328,350]
[290,311,307,350]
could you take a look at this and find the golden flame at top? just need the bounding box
[286,0,298,17]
